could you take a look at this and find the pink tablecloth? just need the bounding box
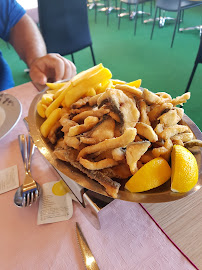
[0,83,197,270]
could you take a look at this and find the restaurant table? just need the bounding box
[0,82,202,269]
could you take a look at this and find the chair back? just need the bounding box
[37,0,92,55]
[156,0,181,11]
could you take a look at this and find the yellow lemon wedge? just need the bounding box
[125,157,171,192]
[171,145,198,193]
[52,180,70,196]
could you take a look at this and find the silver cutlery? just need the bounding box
[14,134,41,207]
[76,222,100,270]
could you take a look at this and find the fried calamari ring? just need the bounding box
[68,116,99,136]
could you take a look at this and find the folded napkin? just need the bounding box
[76,199,197,270]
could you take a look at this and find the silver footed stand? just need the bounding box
[144,11,175,27]
[179,25,202,36]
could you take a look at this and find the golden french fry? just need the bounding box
[65,68,112,108]
[46,82,67,90]
[95,80,113,94]
[111,79,126,85]
[40,108,62,138]
[85,88,97,96]
[41,93,54,105]
[71,63,104,86]
[37,101,47,118]
[45,81,72,118]
[46,89,58,94]
[127,79,142,88]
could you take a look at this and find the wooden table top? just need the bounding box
[143,187,202,268]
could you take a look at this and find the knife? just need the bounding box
[76,222,100,270]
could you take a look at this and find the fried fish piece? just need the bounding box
[158,109,181,126]
[78,128,137,159]
[64,135,80,150]
[148,103,173,122]
[115,84,143,99]
[143,88,165,105]
[136,122,158,142]
[152,139,173,161]
[138,99,151,126]
[72,107,110,123]
[111,148,125,161]
[79,157,118,170]
[171,132,194,142]
[171,92,190,106]
[156,92,172,103]
[54,147,121,198]
[126,141,151,174]
[159,125,190,140]
[97,88,140,130]
[71,96,91,109]
[184,139,202,148]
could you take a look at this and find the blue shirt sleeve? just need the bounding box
[0,0,26,41]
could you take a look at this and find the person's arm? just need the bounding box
[9,14,76,85]
[9,13,47,67]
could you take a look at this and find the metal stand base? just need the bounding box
[88,2,104,9]
[144,16,175,27]
[119,10,150,20]
[99,6,124,13]
[179,25,202,36]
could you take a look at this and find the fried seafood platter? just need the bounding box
[28,64,202,203]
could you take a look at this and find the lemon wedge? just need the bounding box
[52,180,70,196]
[125,157,171,192]
[171,145,198,193]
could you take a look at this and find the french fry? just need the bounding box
[64,68,112,108]
[127,79,142,88]
[95,80,113,94]
[41,93,54,105]
[40,108,62,138]
[46,89,58,94]
[111,79,126,85]
[71,63,104,86]
[37,101,47,118]
[46,82,67,90]
[45,81,72,118]
[85,88,97,96]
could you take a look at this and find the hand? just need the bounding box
[29,53,77,86]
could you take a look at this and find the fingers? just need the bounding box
[57,54,77,80]
[29,53,77,87]
[29,63,48,85]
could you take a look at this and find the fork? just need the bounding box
[18,134,40,207]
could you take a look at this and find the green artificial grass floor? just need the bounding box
[1,2,202,130]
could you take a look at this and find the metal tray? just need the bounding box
[27,91,202,203]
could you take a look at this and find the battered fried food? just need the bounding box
[68,116,99,136]
[97,89,140,130]
[79,157,118,170]
[37,64,195,197]
[136,122,158,142]
[78,128,137,159]
[159,125,190,140]
[126,141,151,174]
